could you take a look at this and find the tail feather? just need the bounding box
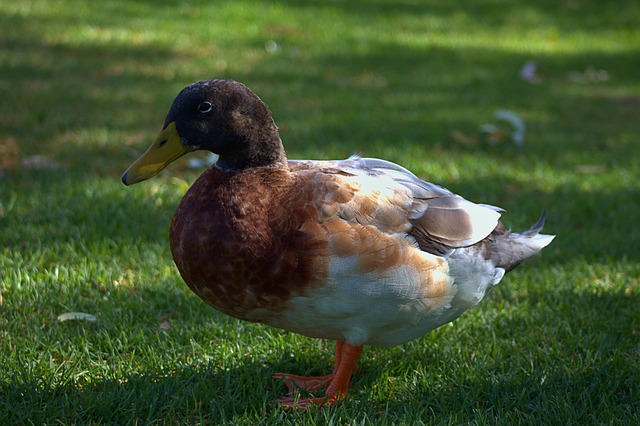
[521,210,547,236]
[493,211,555,272]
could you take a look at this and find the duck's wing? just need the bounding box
[289,156,503,255]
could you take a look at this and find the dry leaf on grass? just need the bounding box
[57,312,97,322]
[22,155,63,170]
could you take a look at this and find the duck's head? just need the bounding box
[122,79,285,185]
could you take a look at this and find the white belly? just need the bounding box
[267,248,506,347]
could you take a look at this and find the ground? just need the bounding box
[1,0,639,424]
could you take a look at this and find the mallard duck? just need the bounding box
[122,79,554,409]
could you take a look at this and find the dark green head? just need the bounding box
[122,79,285,185]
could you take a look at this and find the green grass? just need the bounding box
[1,0,639,424]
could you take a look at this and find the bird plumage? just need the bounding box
[122,79,554,409]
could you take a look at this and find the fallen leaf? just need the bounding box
[574,164,607,174]
[520,61,541,84]
[450,130,478,146]
[478,110,525,146]
[618,97,640,105]
[265,39,280,53]
[494,110,525,146]
[567,66,609,83]
[0,137,20,173]
[22,155,62,170]
[57,312,97,322]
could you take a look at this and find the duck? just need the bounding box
[122,78,554,409]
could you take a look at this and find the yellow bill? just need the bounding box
[122,122,195,185]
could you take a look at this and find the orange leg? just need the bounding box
[272,341,344,393]
[274,341,363,409]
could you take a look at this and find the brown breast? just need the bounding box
[169,165,329,322]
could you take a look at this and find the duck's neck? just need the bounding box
[215,119,287,171]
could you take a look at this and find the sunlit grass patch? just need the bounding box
[1,0,639,424]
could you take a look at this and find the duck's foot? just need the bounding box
[276,394,341,410]
[271,372,335,394]
[273,342,362,410]
[272,341,344,393]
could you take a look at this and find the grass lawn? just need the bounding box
[1,0,639,424]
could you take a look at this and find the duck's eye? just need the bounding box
[197,101,213,113]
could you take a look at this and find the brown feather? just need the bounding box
[169,166,329,321]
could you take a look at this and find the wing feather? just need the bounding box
[290,156,503,253]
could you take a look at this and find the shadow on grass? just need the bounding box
[3,283,638,423]
[2,1,639,423]
[279,0,639,32]
[2,292,342,424]
[5,29,638,262]
[375,286,640,423]
[3,0,639,172]
[446,174,640,264]
[6,160,637,271]
[0,276,329,423]
[254,44,639,168]
[1,9,191,175]
[2,359,281,423]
